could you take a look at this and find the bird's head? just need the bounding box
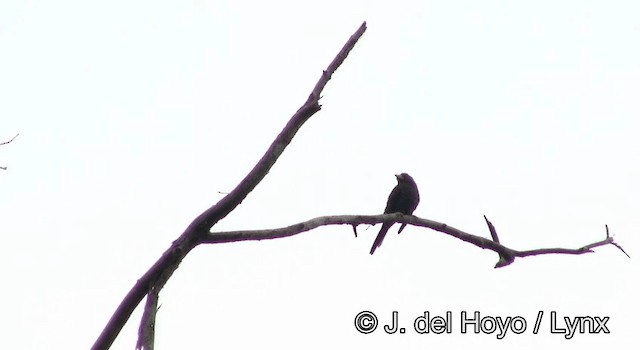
[395,173,414,183]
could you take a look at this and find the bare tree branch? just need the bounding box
[604,224,630,258]
[484,215,500,243]
[0,133,18,146]
[136,286,160,350]
[91,21,368,350]
[482,215,514,267]
[611,242,631,258]
[202,214,629,268]
[1,133,19,170]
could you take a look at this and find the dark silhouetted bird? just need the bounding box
[370,173,420,255]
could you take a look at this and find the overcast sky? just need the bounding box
[1,1,638,349]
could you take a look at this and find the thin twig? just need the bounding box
[1,133,19,170]
[611,242,631,258]
[484,215,500,243]
[136,289,159,350]
[0,133,19,146]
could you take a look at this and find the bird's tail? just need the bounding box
[370,222,393,255]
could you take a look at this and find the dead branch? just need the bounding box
[1,133,19,170]
[92,21,368,350]
[201,214,629,268]
[0,133,18,146]
[136,285,159,350]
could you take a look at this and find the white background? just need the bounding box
[1,1,638,349]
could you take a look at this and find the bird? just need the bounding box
[370,173,420,255]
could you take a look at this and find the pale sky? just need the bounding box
[1,1,639,349]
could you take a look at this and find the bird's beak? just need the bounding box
[395,174,400,180]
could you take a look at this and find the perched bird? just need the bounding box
[370,173,420,255]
